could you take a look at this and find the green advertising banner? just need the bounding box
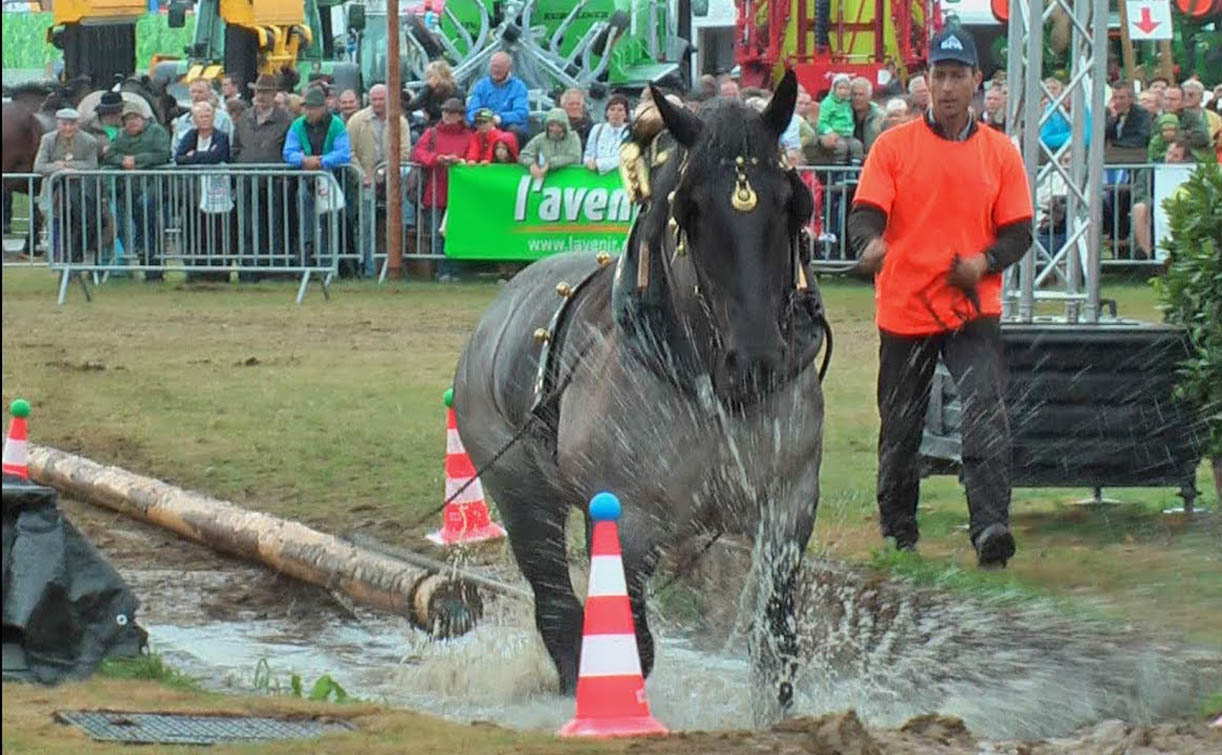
[444,165,637,261]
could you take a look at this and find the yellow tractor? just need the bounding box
[157,0,353,93]
[45,0,148,85]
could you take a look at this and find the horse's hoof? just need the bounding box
[778,680,793,708]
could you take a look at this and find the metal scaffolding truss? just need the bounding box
[1004,0,1109,323]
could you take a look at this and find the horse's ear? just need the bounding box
[649,85,702,148]
[762,69,798,139]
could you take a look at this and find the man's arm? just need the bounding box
[33,135,56,175]
[283,127,304,167]
[321,127,351,170]
[133,125,171,168]
[501,80,529,128]
[981,219,1033,273]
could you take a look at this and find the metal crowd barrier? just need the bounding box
[20,159,1170,296]
[44,165,347,304]
[794,163,1167,272]
[1,173,45,268]
[368,160,445,282]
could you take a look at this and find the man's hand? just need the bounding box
[948,253,988,290]
[529,163,546,180]
[820,133,840,149]
[585,158,598,170]
[855,237,887,275]
[121,155,136,170]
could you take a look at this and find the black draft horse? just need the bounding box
[454,71,827,724]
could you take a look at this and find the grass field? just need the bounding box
[1,269,1219,649]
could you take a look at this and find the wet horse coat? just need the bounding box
[453,73,826,722]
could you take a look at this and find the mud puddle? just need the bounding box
[59,499,1222,751]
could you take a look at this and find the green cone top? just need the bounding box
[443,388,454,408]
[10,399,29,418]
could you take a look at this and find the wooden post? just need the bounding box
[1116,0,1136,83]
[386,0,403,279]
[1158,40,1174,83]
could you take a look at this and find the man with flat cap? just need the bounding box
[34,107,100,262]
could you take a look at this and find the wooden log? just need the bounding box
[26,445,481,638]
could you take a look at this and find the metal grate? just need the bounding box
[55,710,354,745]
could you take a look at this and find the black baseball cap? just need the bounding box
[928,27,978,68]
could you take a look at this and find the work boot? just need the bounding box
[973,523,1016,569]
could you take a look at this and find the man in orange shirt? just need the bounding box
[848,27,1034,568]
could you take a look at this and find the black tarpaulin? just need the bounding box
[2,476,146,683]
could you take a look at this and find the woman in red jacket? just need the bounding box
[411,97,474,281]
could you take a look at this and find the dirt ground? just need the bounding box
[4,498,1218,754]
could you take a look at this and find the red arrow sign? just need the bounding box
[1134,7,1161,34]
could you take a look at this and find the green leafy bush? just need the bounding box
[1152,163,1222,459]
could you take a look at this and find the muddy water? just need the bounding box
[63,500,1221,741]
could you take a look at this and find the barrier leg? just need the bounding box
[57,268,71,305]
[321,272,333,301]
[295,271,310,304]
[77,272,92,302]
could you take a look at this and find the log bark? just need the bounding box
[27,445,480,636]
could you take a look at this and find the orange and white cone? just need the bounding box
[427,389,506,546]
[2,399,30,480]
[559,492,668,739]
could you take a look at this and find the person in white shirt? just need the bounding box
[582,94,631,174]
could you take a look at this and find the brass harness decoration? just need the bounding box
[730,155,758,213]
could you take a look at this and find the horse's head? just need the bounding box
[651,71,813,401]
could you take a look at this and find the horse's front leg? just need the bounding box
[749,453,821,725]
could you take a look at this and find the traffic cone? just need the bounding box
[2,399,30,480]
[559,492,667,739]
[427,388,506,546]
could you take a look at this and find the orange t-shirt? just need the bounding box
[853,118,1033,335]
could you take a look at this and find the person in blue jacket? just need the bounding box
[1039,98,1092,150]
[465,51,530,145]
[283,87,352,267]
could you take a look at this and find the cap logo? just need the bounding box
[942,35,964,51]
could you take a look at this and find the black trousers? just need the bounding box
[876,316,1011,546]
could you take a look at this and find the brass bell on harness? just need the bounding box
[533,328,550,344]
[555,281,572,298]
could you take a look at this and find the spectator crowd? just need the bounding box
[35,47,1222,281]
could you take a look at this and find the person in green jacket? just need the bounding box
[519,108,582,179]
[1148,113,1179,163]
[816,74,864,165]
[103,103,172,280]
